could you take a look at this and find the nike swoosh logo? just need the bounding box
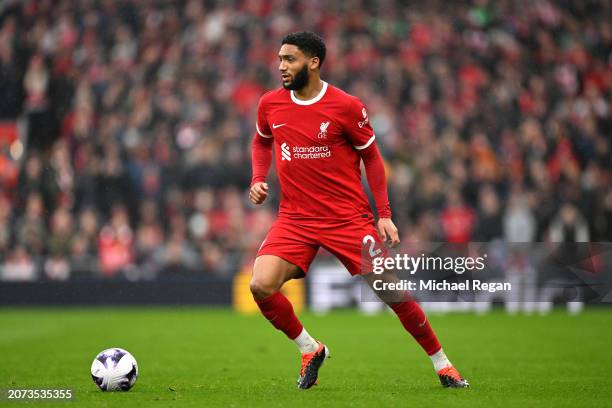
[272,123,287,129]
[418,318,427,327]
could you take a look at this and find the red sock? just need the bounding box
[390,301,441,355]
[255,292,303,340]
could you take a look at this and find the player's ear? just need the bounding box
[310,56,320,71]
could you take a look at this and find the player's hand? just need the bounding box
[377,218,400,248]
[249,182,269,205]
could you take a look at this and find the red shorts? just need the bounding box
[256,215,386,276]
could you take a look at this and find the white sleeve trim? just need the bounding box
[256,122,272,138]
[354,134,376,150]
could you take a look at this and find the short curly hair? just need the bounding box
[281,31,326,67]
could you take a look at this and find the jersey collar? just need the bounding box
[290,81,328,106]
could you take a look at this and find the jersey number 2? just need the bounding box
[363,235,382,258]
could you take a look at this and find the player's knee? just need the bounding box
[249,278,277,300]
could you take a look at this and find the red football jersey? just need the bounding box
[256,81,377,220]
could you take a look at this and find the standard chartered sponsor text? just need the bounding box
[292,145,331,159]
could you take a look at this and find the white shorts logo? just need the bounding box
[281,142,291,161]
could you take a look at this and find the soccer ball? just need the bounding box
[90,348,139,391]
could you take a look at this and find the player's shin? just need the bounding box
[255,291,304,340]
[388,297,442,356]
[254,291,318,353]
[364,272,444,359]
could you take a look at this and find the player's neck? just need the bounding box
[293,78,323,101]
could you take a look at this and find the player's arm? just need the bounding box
[344,96,399,247]
[250,133,272,204]
[250,97,274,205]
[358,143,399,247]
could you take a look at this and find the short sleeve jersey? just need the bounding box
[255,81,377,220]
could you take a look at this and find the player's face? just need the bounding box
[278,44,316,91]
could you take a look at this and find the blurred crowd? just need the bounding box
[0,0,610,281]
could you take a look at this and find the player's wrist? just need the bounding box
[377,211,392,219]
[251,178,266,187]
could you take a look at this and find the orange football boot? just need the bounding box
[437,365,470,388]
[297,341,330,389]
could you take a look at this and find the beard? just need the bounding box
[283,64,309,91]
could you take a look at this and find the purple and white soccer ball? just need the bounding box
[91,348,138,391]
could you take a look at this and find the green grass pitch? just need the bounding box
[1,307,611,407]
